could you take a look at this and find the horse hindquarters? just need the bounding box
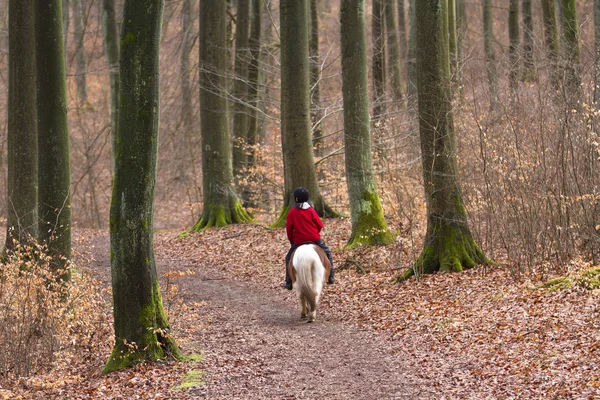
[293,245,325,322]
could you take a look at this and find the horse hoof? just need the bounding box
[307,317,315,323]
[301,314,307,319]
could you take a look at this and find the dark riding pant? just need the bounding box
[285,240,334,284]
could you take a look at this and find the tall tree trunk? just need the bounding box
[180,0,193,130]
[232,0,250,185]
[340,0,393,248]
[456,0,467,101]
[309,0,324,156]
[272,0,335,228]
[35,0,72,279]
[406,0,417,105]
[400,0,488,280]
[541,0,559,88]
[246,0,262,169]
[372,0,386,120]
[448,0,458,81]
[72,0,88,105]
[521,0,536,81]
[193,0,252,232]
[397,0,407,69]
[595,0,600,104]
[103,0,182,375]
[483,0,499,110]
[560,0,580,97]
[102,0,119,171]
[5,0,38,253]
[384,0,403,102]
[508,0,520,97]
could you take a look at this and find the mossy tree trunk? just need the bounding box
[406,0,417,105]
[104,0,182,375]
[35,0,72,279]
[559,0,580,98]
[541,0,559,88]
[384,0,403,102]
[340,0,393,248]
[508,0,520,97]
[403,0,488,280]
[246,0,262,169]
[194,0,252,232]
[309,0,324,157]
[595,0,600,104]
[72,0,88,105]
[102,0,119,171]
[482,0,499,110]
[5,0,38,253]
[272,0,335,228]
[521,0,536,82]
[372,0,386,120]
[232,0,250,185]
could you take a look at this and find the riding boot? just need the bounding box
[315,240,335,284]
[283,245,296,290]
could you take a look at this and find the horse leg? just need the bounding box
[300,295,307,319]
[307,295,316,323]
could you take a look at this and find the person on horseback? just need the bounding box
[282,187,334,290]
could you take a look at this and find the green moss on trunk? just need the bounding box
[103,279,182,375]
[397,214,489,281]
[346,191,393,248]
[191,201,252,232]
[270,205,291,229]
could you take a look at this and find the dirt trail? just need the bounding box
[87,233,435,399]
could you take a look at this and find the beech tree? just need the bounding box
[232,0,250,182]
[560,0,580,96]
[483,0,499,110]
[272,0,335,227]
[397,0,407,67]
[406,0,417,104]
[340,0,393,248]
[104,0,182,374]
[508,0,520,96]
[35,0,72,278]
[372,0,386,120]
[521,0,536,82]
[102,0,119,168]
[246,0,261,168]
[193,0,252,231]
[310,0,324,155]
[595,0,600,104]
[5,0,37,253]
[399,0,488,280]
[541,0,559,87]
[448,0,458,80]
[384,0,403,101]
[72,0,88,105]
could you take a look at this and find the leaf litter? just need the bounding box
[3,219,599,399]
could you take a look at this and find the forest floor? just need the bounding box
[4,219,600,399]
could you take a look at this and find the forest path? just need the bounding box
[85,231,435,399]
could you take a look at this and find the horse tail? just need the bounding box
[294,245,325,311]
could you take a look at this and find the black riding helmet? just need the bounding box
[293,187,309,204]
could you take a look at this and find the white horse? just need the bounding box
[288,244,331,323]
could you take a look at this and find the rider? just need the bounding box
[282,187,334,290]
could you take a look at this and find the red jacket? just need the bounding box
[286,205,323,245]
